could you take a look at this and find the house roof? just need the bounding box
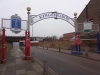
[63,32,75,35]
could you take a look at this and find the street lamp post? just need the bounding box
[27,7,31,31]
[74,12,78,32]
[74,12,79,52]
[71,13,82,55]
[32,25,33,39]
[24,7,31,60]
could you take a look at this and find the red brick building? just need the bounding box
[63,0,100,52]
[63,32,75,40]
[77,0,100,36]
[64,0,100,41]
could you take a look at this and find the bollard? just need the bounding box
[59,46,61,52]
[47,47,48,50]
[43,60,48,75]
[43,46,44,49]
[85,49,88,57]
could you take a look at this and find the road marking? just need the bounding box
[34,49,100,75]
[51,56,100,74]
[51,56,66,62]
[79,65,100,75]
[34,51,48,55]
[34,57,58,75]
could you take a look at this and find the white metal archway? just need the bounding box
[30,12,75,27]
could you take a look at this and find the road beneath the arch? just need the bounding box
[30,47,100,75]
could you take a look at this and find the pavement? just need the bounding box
[0,47,43,75]
[38,47,100,61]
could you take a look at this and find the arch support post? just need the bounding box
[75,32,83,55]
[25,31,31,60]
[71,13,83,55]
[71,32,83,55]
[25,7,31,60]
[1,28,6,64]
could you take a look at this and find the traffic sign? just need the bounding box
[10,14,21,33]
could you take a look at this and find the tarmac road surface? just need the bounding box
[31,47,100,75]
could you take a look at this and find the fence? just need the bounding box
[39,40,75,50]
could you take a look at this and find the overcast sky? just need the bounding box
[0,0,90,37]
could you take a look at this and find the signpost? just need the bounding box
[1,14,28,64]
[83,21,93,33]
[11,14,21,33]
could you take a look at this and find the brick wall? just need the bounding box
[30,43,39,46]
[77,0,100,35]
[39,41,75,50]
[39,40,97,52]
[81,40,97,52]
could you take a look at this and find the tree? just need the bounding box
[51,35,58,41]
[43,35,58,41]
[59,36,63,40]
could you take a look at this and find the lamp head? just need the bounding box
[27,7,31,11]
[74,12,77,17]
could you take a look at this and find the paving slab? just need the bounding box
[0,47,44,75]
[16,69,26,74]
[26,71,37,75]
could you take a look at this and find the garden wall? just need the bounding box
[39,40,97,52]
